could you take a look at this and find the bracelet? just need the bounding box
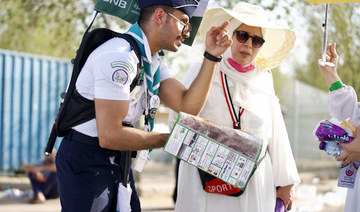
[204,51,222,62]
[329,81,344,91]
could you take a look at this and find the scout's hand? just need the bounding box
[205,21,232,58]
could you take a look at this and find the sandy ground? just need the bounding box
[0,158,348,212]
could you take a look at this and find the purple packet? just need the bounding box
[315,120,354,143]
[275,198,287,212]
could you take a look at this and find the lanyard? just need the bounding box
[220,71,244,129]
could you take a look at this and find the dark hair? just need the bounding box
[138,5,175,25]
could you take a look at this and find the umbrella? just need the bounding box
[307,0,359,66]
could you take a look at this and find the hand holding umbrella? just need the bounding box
[307,0,358,67]
[316,43,340,88]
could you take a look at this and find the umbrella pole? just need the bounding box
[321,3,329,61]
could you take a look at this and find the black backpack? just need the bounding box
[45,22,141,155]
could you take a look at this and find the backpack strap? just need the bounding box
[118,33,142,92]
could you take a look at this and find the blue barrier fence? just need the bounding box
[0,49,72,171]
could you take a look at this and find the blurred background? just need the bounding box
[0,0,359,211]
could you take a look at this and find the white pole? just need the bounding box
[321,4,329,61]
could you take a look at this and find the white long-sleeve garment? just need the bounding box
[169,62,300,212]
[328,86,360,212]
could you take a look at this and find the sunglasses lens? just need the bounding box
[236,31,249,43]
[236,31,265,48]
[252,36,265,48]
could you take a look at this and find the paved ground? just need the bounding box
[0,158,347,212]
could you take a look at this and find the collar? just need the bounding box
[127,23,156,64]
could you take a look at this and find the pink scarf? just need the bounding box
[227,58,255,73]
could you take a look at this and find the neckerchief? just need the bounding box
[127,22,160,131]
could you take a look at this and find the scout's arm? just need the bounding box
[96,99,169,151]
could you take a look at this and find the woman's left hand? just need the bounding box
[276,184,295,211]
[336,126,360,163]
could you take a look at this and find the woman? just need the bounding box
[317,43,360,212]
[168,2,300,211]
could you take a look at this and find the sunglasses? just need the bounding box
[235,31,265,48]
[167,13,192,35]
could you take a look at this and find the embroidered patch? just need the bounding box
[110,61,134,85]
[112,69,129,85]
[111,61,134,74]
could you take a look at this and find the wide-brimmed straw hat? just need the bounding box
[200,2,296,69]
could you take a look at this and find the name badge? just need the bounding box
[338,161,360,188]
[150,95,160,109]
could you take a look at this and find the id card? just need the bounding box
[338,161,360,188]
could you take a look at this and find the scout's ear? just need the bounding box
[153,7,167,25]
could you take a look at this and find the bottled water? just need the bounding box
[319,141,344,157]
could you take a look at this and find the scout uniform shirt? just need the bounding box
[73,31,171,137]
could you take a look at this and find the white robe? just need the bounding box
[328,86,360,212]
[169,63,300,212]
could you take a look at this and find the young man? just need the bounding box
[55,0,232,211]
[23,148,58,204]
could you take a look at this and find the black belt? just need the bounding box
[65,129,100,146]
[65,128,137,158]
[65,122,133,147]
[65,128,137,161]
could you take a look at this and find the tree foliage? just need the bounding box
[296,3,360,93]
[0,0,94,58]
[0,0,141,58]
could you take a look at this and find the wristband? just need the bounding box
[329,81,344,91]
[204,51,222,62]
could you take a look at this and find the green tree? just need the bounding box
[0,0,92,58]
[296,3,360,94]
[0,0,131,58]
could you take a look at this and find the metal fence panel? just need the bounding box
[0,49,71,171]
[280,79,331,159]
